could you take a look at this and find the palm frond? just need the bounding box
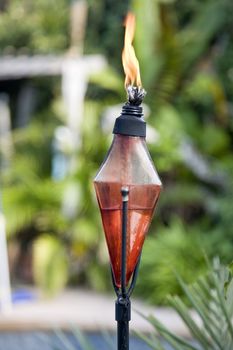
[138,259,233,350]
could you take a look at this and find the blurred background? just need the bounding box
[0,0,233,310]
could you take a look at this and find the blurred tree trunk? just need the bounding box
[69,0,88,55]
[0,0,8,12]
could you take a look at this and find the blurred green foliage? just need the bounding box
[33,234,68,296]
[1,0,233,303]
[0,0,69,54]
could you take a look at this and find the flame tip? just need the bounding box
[122,12,141,89]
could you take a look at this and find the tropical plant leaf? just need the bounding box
[138,259,233,349]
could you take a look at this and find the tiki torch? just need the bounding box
[94,13,162,350]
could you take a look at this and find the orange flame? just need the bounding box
[122,12,142,88]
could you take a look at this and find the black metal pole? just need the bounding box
[112,187,142,350]
[121,187,128,298]
[115,186,130,350]
[116,295,130,350]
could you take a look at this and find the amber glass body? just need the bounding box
[94,134,161,288]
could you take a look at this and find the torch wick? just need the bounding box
[126,85,146,106]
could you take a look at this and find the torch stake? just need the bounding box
[112,187,141,350]
[121,187,128,297]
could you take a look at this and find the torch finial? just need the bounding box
[126,85,146,106]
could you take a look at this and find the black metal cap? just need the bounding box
[113,104,146,137]
[113,86,147,137]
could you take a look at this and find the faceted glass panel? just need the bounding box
[94,135,162,287]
